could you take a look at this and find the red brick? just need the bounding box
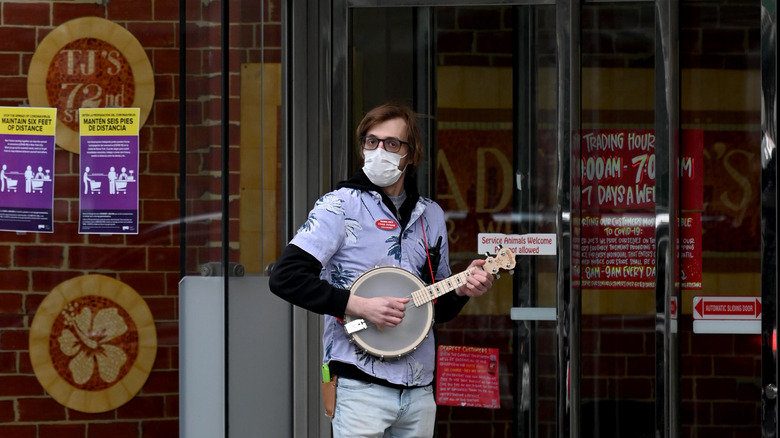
[0,293,23,313]
[0,315,23,329]
[117,395,165,419]
[141,200,179,222]
[0,247,9,268]
[139,174,177,199]
[153,100,181,126]
[67,408,113,422]
[3,2,51,25]
[141,370,178,394]
[16,351,31,374]
[150,127,178,152]
[52,175,79,198]
[0,376,43,397]
[51,3,104,25]
[147,152,180,174]
[141,419,178,438]
[0,352,15,373]
[145,297,176,320]
[38,223,83,244]
[17,397,66,422]
[0,425,35,438]
[0,329,29,351]
[31,272,81,293]
[154,1,180,21]
[616,377,653,399]
[0,77,28,99]
[0,27,36,51]
[696,377,738,399]
[713,356,759,377]
[712,401,760,425]
[600,331,647,354]
[149,248,180,272]
[107,0,153,21]
[39,423,86,438]
[13,246,64,268]
[118,272,168,296]
[88,421,139,438]
[0,399,14,423]
[155,322,178,346]
[0,54,21,75]
[165,394,179,417]
[69,246,146,271]
[126,23,176,47]
[152,346,171,370]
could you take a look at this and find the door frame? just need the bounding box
[282,0,780,437]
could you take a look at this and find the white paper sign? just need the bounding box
[478,233,557,256]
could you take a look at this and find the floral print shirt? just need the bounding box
[290,187,451,386]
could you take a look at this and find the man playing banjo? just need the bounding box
[269,101,494,437]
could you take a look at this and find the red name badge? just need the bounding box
[376,219,398,231]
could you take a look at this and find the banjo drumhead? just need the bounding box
[346,267,434,358]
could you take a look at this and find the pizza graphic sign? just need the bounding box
[27,17,154,153]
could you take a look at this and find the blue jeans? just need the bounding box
[332,377,436,438]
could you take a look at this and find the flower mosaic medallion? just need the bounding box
[29,275,157,413]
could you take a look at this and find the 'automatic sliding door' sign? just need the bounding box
[692,296,761,334]
[78,108,140,235]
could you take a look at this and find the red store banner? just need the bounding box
[578,129,703,290]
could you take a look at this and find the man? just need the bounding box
[269,102,493,437]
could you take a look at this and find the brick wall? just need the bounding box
[0,1,181,436]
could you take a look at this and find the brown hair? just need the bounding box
[356,102,423,166]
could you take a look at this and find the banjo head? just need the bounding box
[345,266,433,359]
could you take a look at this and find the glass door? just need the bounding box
[345,3,558,437]
[336,0,778,437]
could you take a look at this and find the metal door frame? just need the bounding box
[281,1,780,437]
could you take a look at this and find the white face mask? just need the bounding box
[363,148,407,187]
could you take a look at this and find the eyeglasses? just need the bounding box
[360,136,409,153]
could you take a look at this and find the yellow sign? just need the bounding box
[79,107,140,136]
[27,17,154,153]
[0,107,57,136]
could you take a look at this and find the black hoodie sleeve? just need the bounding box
[433,290,470,324]
[269,243,351,318]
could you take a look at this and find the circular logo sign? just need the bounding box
[29,275,157,413]
[27,17,154,153]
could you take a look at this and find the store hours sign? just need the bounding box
[27,17,154,153]
[578,129,704,290]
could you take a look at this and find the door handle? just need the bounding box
[765,383,777,400]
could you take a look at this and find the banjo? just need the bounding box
[343,247,516,359]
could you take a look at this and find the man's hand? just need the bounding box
[345,295,410,327]
[454,259,494,297]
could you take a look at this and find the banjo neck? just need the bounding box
[410,269,473,307]
[409,247,517,308]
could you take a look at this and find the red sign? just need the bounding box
[579,212,702,289]
[581,129,703,211]
[375,219,398,231]
[693,296,761,320]
[436,345,500,409]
